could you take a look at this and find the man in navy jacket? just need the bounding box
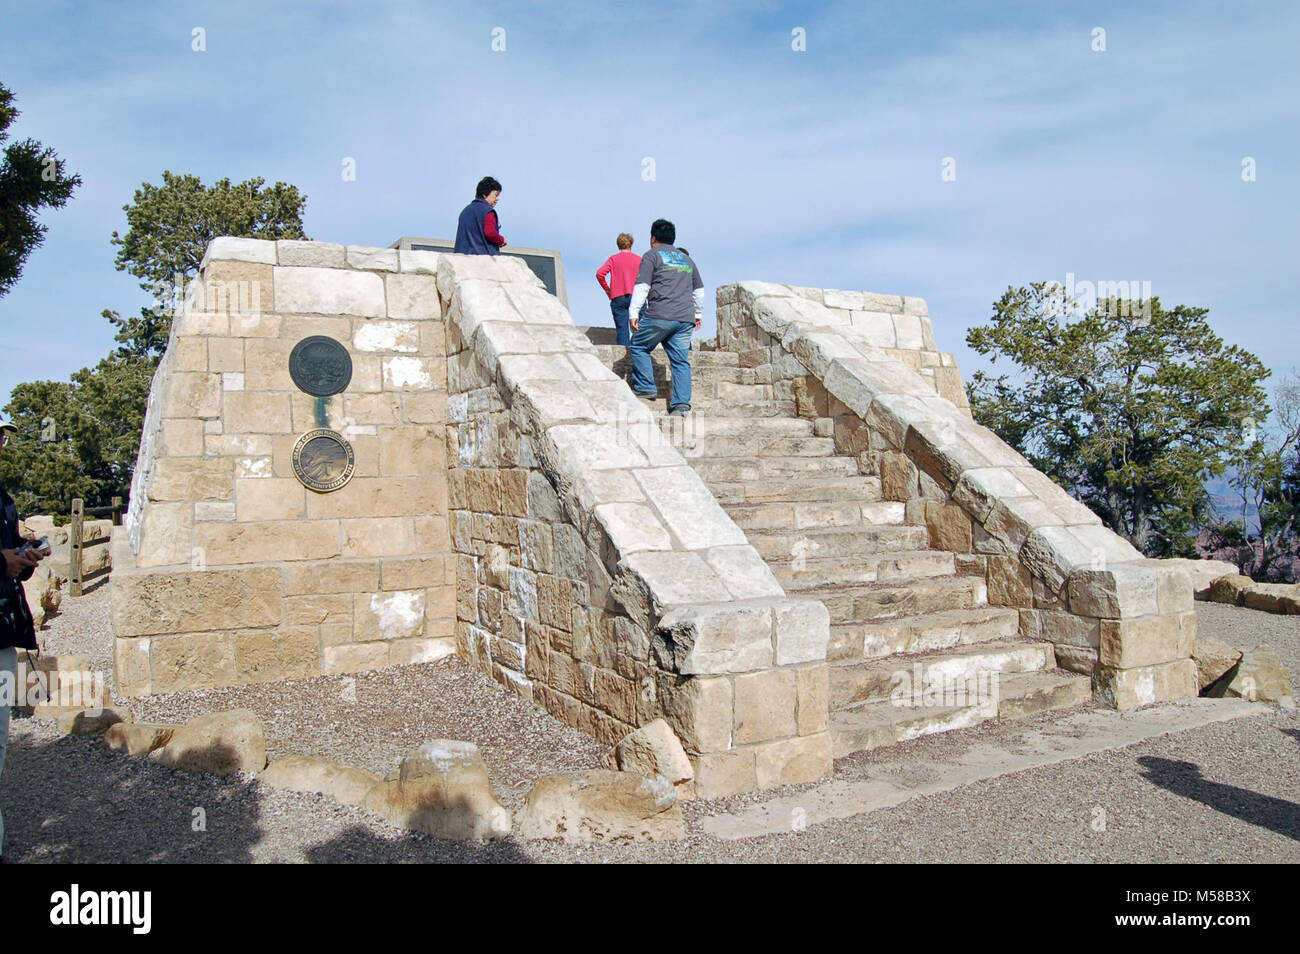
[454,176,507,255]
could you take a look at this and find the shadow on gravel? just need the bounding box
[1137,756,1300,842]
[1281,728,1300,747]
[304,825,535,863]
[4,719,264,863]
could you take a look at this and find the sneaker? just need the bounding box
[633,391,658,399]
[668,405,691,417]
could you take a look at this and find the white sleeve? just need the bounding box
[692,287,705,320]
[628,282,650,320]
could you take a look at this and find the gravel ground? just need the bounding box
[4,585,1297,863]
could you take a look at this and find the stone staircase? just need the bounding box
[583,327,1091,758]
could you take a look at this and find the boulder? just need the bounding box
[22,564,63,628]
[1221,646,1295,707]
[361,739,511,840]
[1157,559,1240,599]
[58,708,131,737]
[29,667,112,719]
[151,709,268,775]
[516,769,685,843]
[611,719,696,801]
[1193,636,1242,692]
[262,755,383,807]
[1207,574,1253,606]
[104,722,177,756]
[1241,582,1300,615]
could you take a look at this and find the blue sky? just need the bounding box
[1,0,1297,418]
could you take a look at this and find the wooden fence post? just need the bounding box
[111,495,123,526]
[70,497,84,597]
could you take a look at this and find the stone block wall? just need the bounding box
[717,281,1198,710]
[113,238,456,694]
[439,254,832,797]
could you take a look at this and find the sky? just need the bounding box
[1,0,1297,419]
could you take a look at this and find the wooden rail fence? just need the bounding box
[69,496,122,597]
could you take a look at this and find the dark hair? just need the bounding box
[650,219,675,245]
[476,176,502,198]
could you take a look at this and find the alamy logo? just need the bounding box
[49,884,151,934]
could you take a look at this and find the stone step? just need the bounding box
[828,604,1018,661]
[816,576,990,631]
[690,455,861,483]
[771,548,955,588]
[709,475,885,505]
[744,524,930,562]
[587,340,739,367]
[666,415,814,438]
[830,670,1092,757]
[722,499,906,533]
[677,434,837,460]
[829,640,1056,709]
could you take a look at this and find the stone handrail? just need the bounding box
[717,280,1199,709]
[439,255,832,796]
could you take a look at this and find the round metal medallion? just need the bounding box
[292,429,356,492]
[289,335,353,396]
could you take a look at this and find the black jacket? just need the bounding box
[0,486,37,651]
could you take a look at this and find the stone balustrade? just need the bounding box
[716,280,1199,709]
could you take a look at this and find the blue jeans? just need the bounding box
[630,317,693,411]
[609,295,632,346]
[0,646,14,855]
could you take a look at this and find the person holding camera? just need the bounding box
[1,414,49,863]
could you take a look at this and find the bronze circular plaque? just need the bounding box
[292,429,356,492]
[289,335,353,396]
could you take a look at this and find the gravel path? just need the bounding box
[4,586,1297,863]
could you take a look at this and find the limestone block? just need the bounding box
[283,559,380,595]
[1021,525,1142,594]
[274,266,385,317]
[846,311,898,348]
[235,627,320,683]
[986,554,1033,607]
[733,669,797,744]
[754,732,833,789]
[1093,658,1198,710]
[1193,635,1242,690]
[633,466,748,550]
[201,237,276,268]
[261,755,382,806]
[382,355,439,390]
[704,546,786,600]
[345,245,398,271]
[134,502,194,568]
[234,477,305,521]
[773,598,830,666]
[952,467,1034,523]
[323,642,389,675]
[517,770,682,842]
[104,722,176,756]
[380,272,438,320]
[1032,608,1101,648]
[1067,565,1160,619]
[390,636,455,665]
[1099,612,1194,669]
[612,719,695,793]
[1221,645,1294,706]
[341,516,417,557]
[224,391,292,434]
[616,551,728,626]
[880,450,918,500]
[112,565,282,637]
[353,319,421,353]
[653,601,774,675]
[923,499,973,552]
[1153,558,1240,599]
[149,632,239,693]
[195,519,340,565]
[1207,573,1252,606]
[162,371,221,419]
[1241,582,1300,614]
[277,240,345,268]
[692,748,757,799]
[1054,644,1099,676]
